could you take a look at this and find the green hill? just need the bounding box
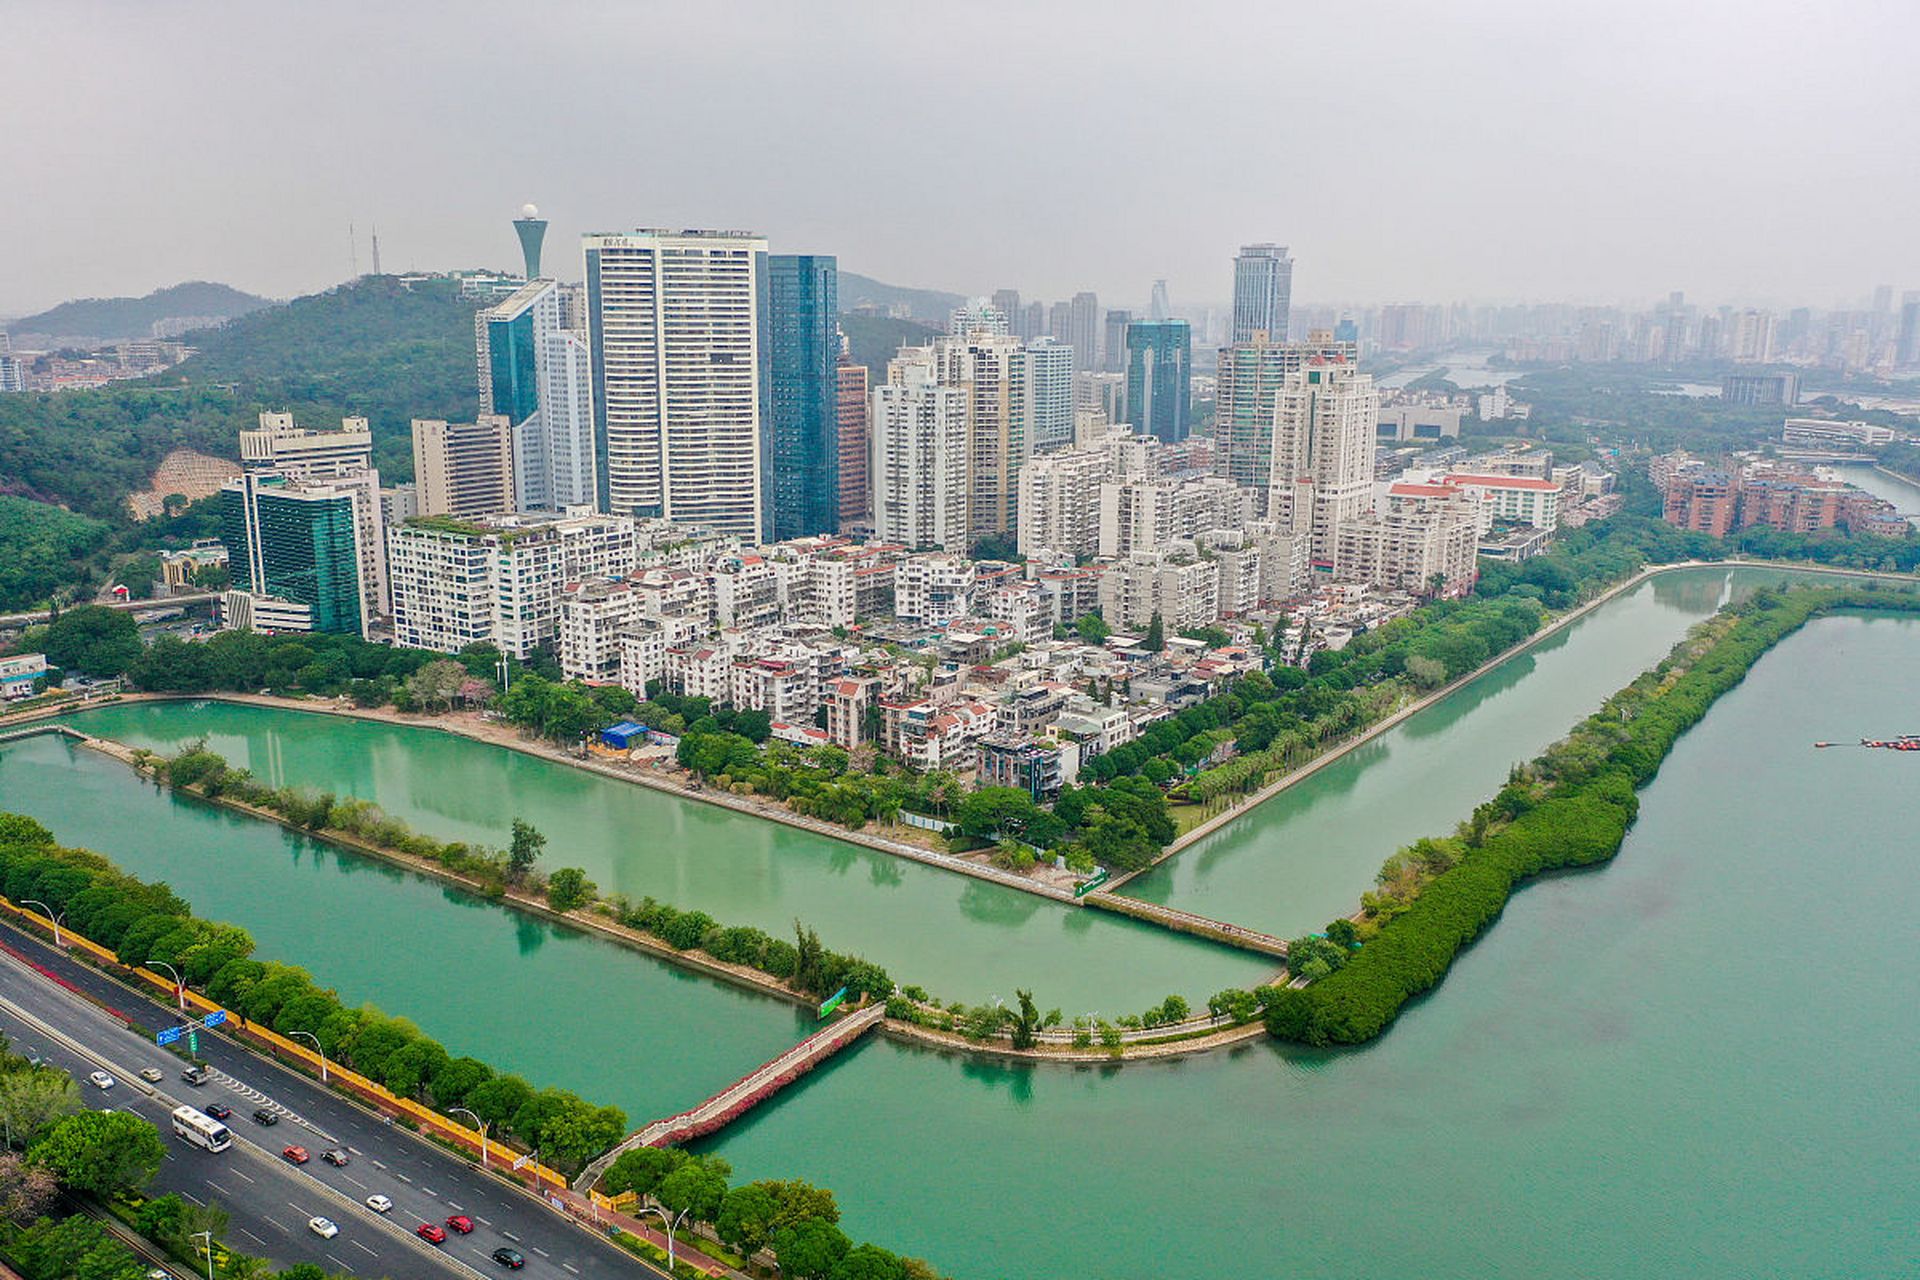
[7,282,271,345]
[839,314,941,383]
[0,275,478,523]
[840,272,966,325]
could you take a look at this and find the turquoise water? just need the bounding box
[0,579,1911,1276]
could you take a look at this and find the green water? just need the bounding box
[1123,565,1920,936]
[3,574,1913,1276]
[55,701,1274,1012]
[697,613,1920,1277]
[0,735,813,1122]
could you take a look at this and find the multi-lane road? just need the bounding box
[0,919,666,1280]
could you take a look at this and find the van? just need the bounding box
[181,1063,211,1086]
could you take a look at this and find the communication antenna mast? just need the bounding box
[370,225,382,276]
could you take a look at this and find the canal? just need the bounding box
[1120,564,1919,935]
[0,572,1910,1276]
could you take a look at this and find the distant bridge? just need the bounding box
[0,592,219,630]
[576,1003,885,1189]
[1082,893,1291,958]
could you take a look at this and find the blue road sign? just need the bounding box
[202,1010,227,1028]
[155,1026,184,1046]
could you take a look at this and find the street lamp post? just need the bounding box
[190,1229,215,1280]
[18,901,64,948]
[447,1106,489,1171]
[285,1030,328,1084]
[632,1205,691,1273]
[147,959,187,1012]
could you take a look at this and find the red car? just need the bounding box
[281,1145,309,1165]
[417,1223,448,1244]
[445,1215,474,1235]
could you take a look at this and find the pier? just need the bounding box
[577,1002,885,1189]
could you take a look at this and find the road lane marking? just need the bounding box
[351,1241,379,1257]
[396,1172,412,1183]
[241,1229,268,1247]
[501,1231,520,1242]
[372,1159,387,1169]
[205,1180,232,1196]
[264,1217,290,1234]
[326,1255,351,1272]
[533,1246,550,1257]
[180,1191,203,1205]
[343,1175,368,1190]
[562,1264,580,1275]
[287,1201,305,1214]
[229,1168,255,1184]
[473,1216,490,1226]
[423,1186,438,1197]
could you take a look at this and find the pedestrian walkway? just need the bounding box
[577,1003,884,1190]
[1082,892,1291,957]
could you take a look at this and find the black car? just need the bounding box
[321,1148,349,1167]
[252,1108,278,1126]
[204,1103,232,1120]
[491,1248,525,1270]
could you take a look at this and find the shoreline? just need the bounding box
[10,721,1253,1066]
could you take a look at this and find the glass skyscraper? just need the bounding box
[221,473,364,634]
[759,254,840,541]
[1124,319,1192,443]
[1232,244,1294,344]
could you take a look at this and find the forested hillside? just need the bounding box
[6,281,269,344]
[839,314,940,382]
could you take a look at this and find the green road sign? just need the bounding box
[188,1031,198,1055]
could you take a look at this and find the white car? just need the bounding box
[88,1071,114,1090]
[138,1067,163,1083]
[308,1217,338,1239]
[365,1194,393,1214]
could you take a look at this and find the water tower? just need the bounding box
[512,204,548,279]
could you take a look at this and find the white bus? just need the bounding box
[171,1105,232,1152]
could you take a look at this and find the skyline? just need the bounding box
[4,1,1919,316]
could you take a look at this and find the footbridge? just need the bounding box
[1082,892,1291,958]
[577,1002,884,1189]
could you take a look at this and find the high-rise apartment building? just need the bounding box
[238,411,386,621]
[412,417,516,518]
[1103,310,1132,374]
[760,254,840,542]
[1267,358,1378,562]
[1048,300,1072,343]
[220,472,365,635]
[1232,244,1294,344]
[1067,292,1101,374]
[936,327,1029,540]
[836,354,870,529]
[1124,319,1192,443]
[948,298,1010,337]
[478,279,562,511]
[584,230,767,537]
[992,290,1023,335]
[539,329,597,508]
[1015,444,1112,560]
[870,347,968,550]
[1024,337,1075,455]
[388,511,637,657]
[1214,330,1359,495]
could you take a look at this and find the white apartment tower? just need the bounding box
[935,328,1028,541]
[1024,337,1076,455]
[584,230,767,538]
[870,347,969,550]
[1267,358,1378,563]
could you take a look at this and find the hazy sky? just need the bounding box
[4,0,1917,316]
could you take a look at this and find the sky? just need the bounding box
[4,0,1918,317]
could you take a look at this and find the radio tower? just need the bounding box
[370,225,382,276]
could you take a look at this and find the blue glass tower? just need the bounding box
[759,254,840,541]
[1124,319,1192,443]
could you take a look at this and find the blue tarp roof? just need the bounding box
[600,721,646,746]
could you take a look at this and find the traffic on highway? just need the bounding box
[0,919,666,1280]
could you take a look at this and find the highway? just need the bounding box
[0,920,666,1280]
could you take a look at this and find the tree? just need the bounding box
[1325,918,1359,947]
[602,1146,685,1199]
[773,1218,852,1279]
[1010,989,1041,1051]
[0,1150,57,1225]
[463,1073,534,1132]
[506,820,545,883]
[830,1244,909,1280]
[762,1179,840,1230]
[656,1154,731,1224]
[28,1109,166,1195]
[405,659,468,713]
[1142,611,1165,652]
[717,1183,781,1256]
[0,1069,80,1147]
[43,605,142,676]
[1074,611,1110,645]
[546,867,595,913]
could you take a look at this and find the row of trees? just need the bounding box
[1264,586,1920,1046]
[0,812,624,1172]
[599,1147,939,1280]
